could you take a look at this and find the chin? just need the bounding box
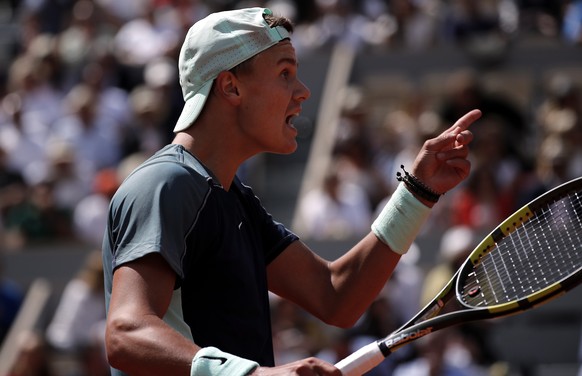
[271,141,298,155]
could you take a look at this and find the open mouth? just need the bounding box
[286,114,297,126]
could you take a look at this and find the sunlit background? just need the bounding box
[0,0,581,375]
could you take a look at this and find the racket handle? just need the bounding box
[335,342,385,376]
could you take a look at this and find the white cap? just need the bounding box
[174,7,290,132]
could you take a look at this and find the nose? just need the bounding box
[295,79,311,102]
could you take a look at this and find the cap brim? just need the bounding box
[173,80,213,132]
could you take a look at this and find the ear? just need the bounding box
[214,71,241,105]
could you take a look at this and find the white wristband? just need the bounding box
[191,347,259,376]
[371,183,431,255]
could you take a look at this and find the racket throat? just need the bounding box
[377,340,391,357]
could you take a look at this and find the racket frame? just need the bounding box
[336,177,582,375]
[380,176,582,356]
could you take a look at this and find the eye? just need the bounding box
[281,69,290,79]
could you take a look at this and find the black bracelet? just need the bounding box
[396,165,441,203]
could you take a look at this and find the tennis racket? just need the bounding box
[335,176,582,376]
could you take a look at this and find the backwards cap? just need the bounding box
[174,7,290,132]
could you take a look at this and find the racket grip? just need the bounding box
[335,342,385,376]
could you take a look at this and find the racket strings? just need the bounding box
[462,190,582,307]
[479,193,582,301]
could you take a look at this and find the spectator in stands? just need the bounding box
[2,178,74,248]
[563,0,582,45]
[2,137,85,249]
[537,74,582,138]
[122,84,172,158]
[0,146,29,250]
[0,258,24,343]
[0,145,27,221]
[320,85,390,210]
[142,56,183,146]
[52,0,100,92]
[518,73,582,207]
[112,1,183,90]
[49,83,123,178]
[77,58,132,136]
[517,0,564,37]
[343,245,426,376]
[291,0,380,54]
[391,328,492,376]
[419,226,498,374]
[6,47,64,127]
[536,74,582,179]
[270,295,328,365]
[421,225,475,307]
[345,295,399,376]
[448,163,514,232]
[438,69,527,147]
[42,140,92,216]
[296,164,372,240]
[46,250,106,363]
[382,100,446,192]
[8,329,54,376]
[383,0,440,50]
[382,243,424,329]
[515,131,573,208]
[473,115,523,189]
[443,0,517,66]
[378,98,454,232]
[79,320,110,376]
[95,0,158,25]
[0,93,48,185]
[73,168,120,247]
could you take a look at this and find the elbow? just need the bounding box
[105,316,136,370]
[319,308,361,329]
[326,316,360,329]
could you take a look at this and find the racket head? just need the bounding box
[456,176,582,316]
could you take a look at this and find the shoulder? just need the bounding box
[112,146,214,212]
[122,146,211,191]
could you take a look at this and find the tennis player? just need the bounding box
[102,7,481,376]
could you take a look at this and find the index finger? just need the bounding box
[447,109,482,134]
[426,109,481,151]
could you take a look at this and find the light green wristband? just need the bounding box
[371,182,431,255]
[191,347,259,376]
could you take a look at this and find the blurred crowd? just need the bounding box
[0,0,581,250]
[297,67,582,242]
[0,0,582,375]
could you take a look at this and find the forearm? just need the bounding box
[106,313,198,375]
[269,184,430,327]
[325,182,432,326]
[325,232,401,327]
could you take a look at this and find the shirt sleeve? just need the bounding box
[109,161,210,280]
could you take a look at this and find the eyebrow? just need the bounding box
[277,57,299,68]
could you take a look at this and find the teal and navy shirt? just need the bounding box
[102,144,298,374]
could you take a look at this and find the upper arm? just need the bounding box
[267,233,401,328]
[267,241,333,321]
[108,253,177,322]
[106,254,200,375]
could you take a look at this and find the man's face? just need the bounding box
[233,40,311,155]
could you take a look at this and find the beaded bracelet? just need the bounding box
[396,165,441,203]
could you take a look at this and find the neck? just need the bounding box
[172,132,246,190]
